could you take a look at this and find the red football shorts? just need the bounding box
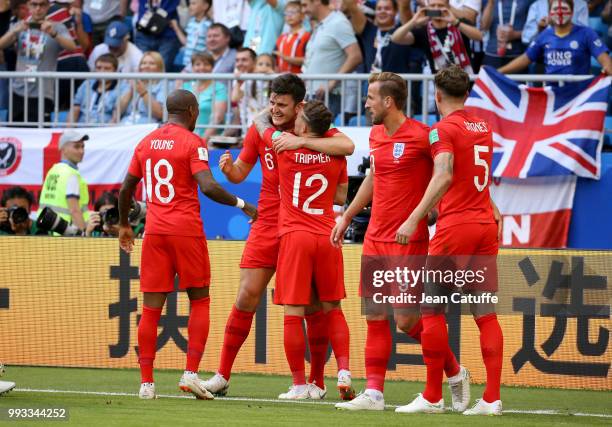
[273,230,345,305]
[428,223,499,292]
[429,223,499,256]
[140,234,211,293]
[360,238,429,308]
[240,222,280,269]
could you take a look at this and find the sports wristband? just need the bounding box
[235,197,245,209]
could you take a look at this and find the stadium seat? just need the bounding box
[413,114,437,126]
[50,110,70,124]
[334,114,367,127]
[0,109,7,122]
[604,116,612,147]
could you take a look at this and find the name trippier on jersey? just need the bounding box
[293,152,331,164]
[464,121,488,133]
[150,139,175,150]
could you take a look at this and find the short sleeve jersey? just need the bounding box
[366,119,432,243]
[238,125,281,226]
[525,25,608,75]
[127,123,210,236]
[263,128,347,237]
[429,109,495,231]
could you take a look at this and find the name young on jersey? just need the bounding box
[150,139,175,150]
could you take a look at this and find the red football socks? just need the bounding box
[284,315,306,385]
[138,305,162,383]
[365,319,391,392]
[407,317,460,378]
[421,314,448,402]
[326,308,350,372]
[305,310,328,388]
[476,313,503,403]
[218,305,255,380]
[185,297,210,373]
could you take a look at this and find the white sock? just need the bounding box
[448,366,464,384]
[338,369,351,378]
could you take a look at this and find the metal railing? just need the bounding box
[0,71,599,132]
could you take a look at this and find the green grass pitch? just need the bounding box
[0,366,610,426]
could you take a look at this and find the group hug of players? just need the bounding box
[117,65,504,416]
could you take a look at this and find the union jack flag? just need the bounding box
[465,66,610,179]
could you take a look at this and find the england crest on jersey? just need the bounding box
[393,142,405,159]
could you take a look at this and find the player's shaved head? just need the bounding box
[166,89,198,114]
[166,90,199,132]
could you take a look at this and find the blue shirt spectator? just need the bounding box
[171,0,212,69]
[482,0,535,67]
[525,24,609,74]
[243,0,286,54]
[134,0,181,71]
[522,0,588,44]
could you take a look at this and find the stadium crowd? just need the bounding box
[0,0,609,137]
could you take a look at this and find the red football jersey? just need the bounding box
[263,128,348,237]
[430,109,495,231]
[127,123,209,236]
[366,118,432,243]
[238,125,280,226]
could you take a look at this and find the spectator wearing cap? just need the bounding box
[83,0,129,46]
[499,0,612,75]
[69,53,123,125]
[47,0,93,110]
[481,0,535,69]
[522,0,587,44]
[0,0,77,124]
[88,21,144,72]
[39,130,90,231]
[207,23,237,73]
[134,0,181,71]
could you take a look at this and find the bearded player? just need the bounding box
[252,100,352,400]
[394,65,503,415]
[332,72,468,411]
[203,74,355,399]
[118,90,257,400]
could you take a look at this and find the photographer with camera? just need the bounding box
[391,0,483,73]
[0,186,47,236]
[84,192,146,237]
[39,130,90,233]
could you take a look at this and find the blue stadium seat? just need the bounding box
[413,114,437,126]
[604,116,612,147]
[334,114,367,127]
[0,109,7,122]
[50,110,70,124]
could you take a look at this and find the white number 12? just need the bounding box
[292,172,328,215]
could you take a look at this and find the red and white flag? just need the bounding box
[490,176,576,248]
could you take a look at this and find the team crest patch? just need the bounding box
[429,129,439,145]
[198,147,208,161]
[393,142,405,159]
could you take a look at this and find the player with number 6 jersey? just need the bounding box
[395,66,504,416]
[254,100,353,401]
[118,90,257,402]
[202,74,355,399]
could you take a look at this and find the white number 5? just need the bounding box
[473,145,489,192]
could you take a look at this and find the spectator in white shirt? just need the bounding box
[88,21,144,72]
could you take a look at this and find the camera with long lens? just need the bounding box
[36,207,83,236]
[344,157,371,243]
[95,207,120,233]
[128,200,147,225]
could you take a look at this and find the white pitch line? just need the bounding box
[14,388,612,419]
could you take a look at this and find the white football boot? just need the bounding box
[336,369,356,401]
[395,393,445,414]
[201,373,230,396]
[335,390,385,411]
[448,366,471,412]
[179,371,214,400]
[138,382,156,400]
[463,398,502,415]
[0,380,16,396]
[307,383,327,400]
[278,384,310,400]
